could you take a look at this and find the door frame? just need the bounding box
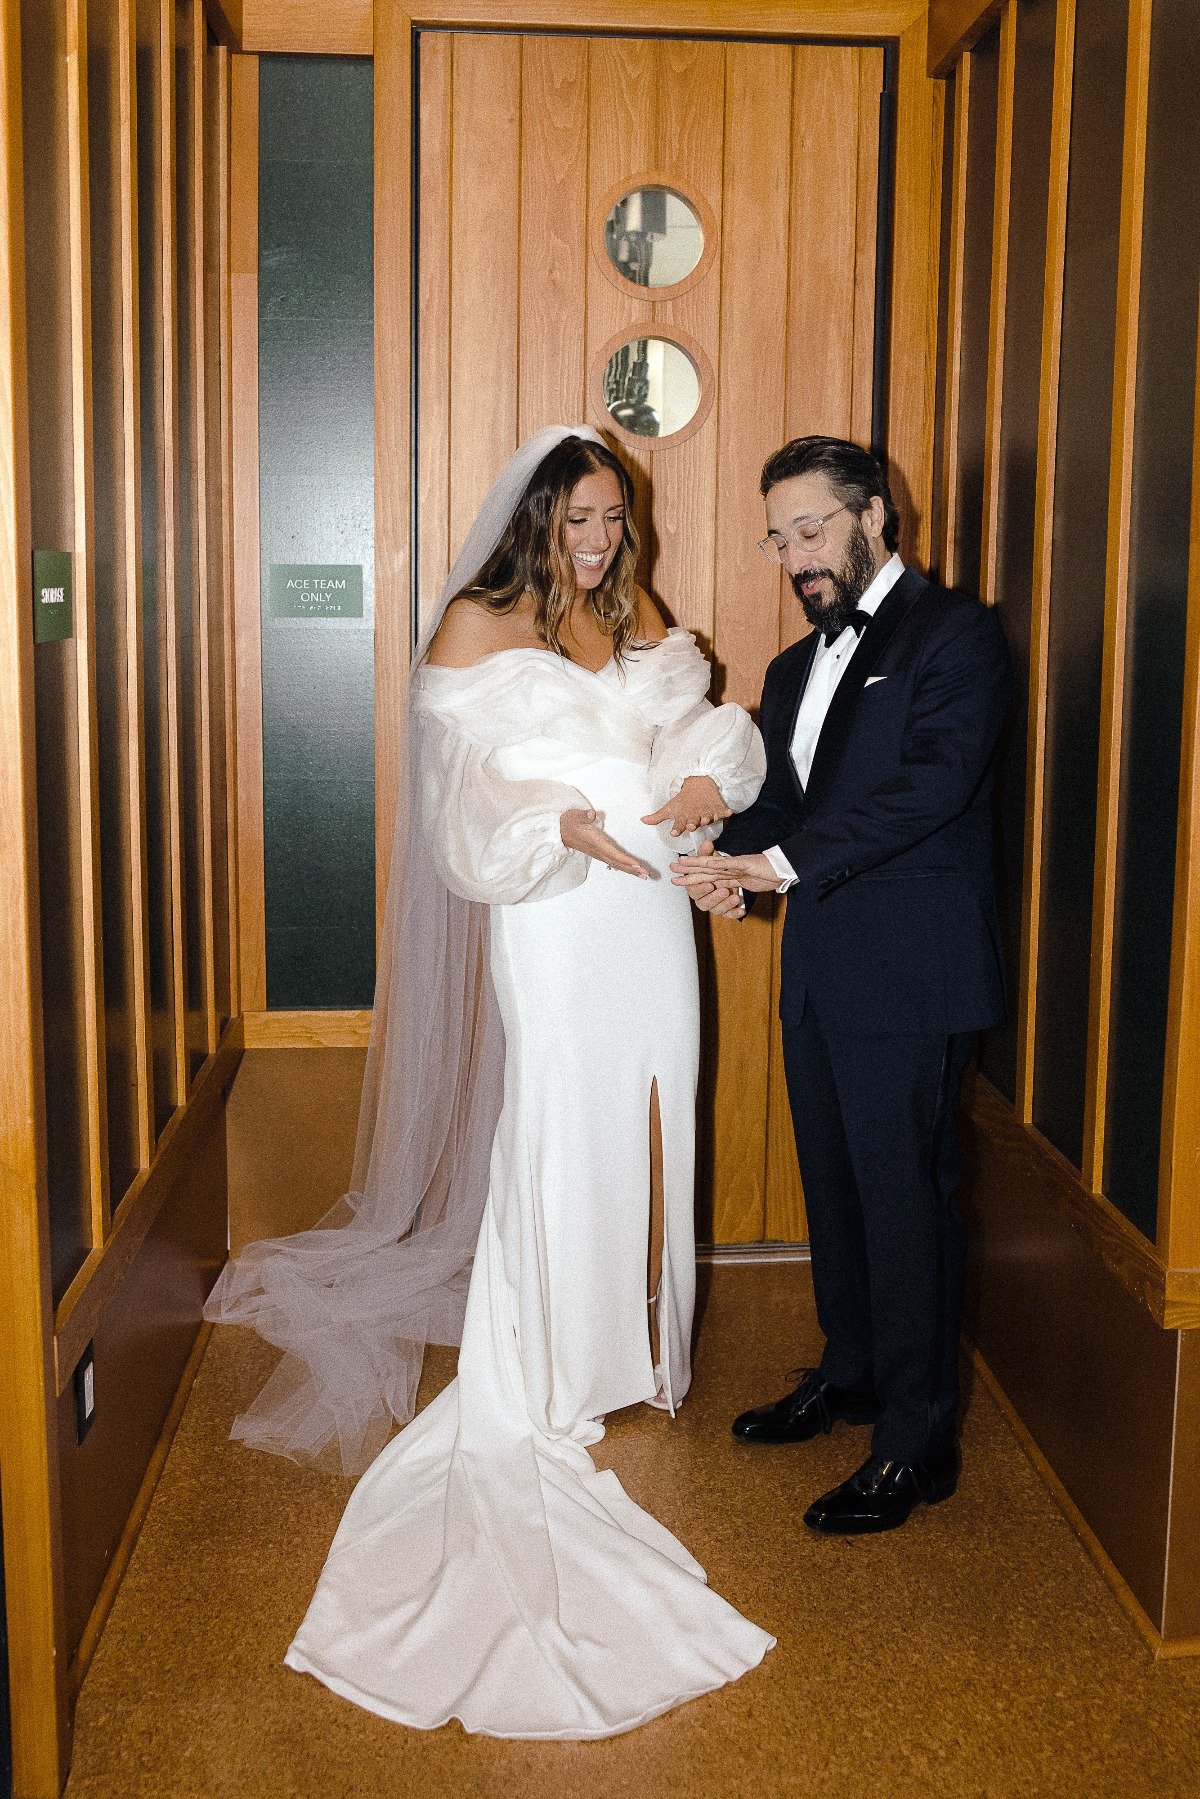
[374,0,942,888]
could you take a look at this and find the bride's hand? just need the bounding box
[560,808,654,878]
[641,775,732,837]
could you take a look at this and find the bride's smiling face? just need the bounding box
[562,468,626,590]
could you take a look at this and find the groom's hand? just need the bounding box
[668,842,746,918]
[672,847,779,894]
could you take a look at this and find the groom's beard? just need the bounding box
[791,521,877,638]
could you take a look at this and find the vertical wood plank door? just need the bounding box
[413,30,882,1245]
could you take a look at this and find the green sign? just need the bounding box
[269,563,363,620]
[33,549,73,644]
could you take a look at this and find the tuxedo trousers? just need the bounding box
[779,1005,975,1463]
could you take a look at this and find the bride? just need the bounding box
[206,424,774,1738]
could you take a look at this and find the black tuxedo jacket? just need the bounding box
[719,567,1012,1036]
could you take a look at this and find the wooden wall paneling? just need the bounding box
[447,33,521,562]
[928,0,1003,75]
[1157,295,1200,1270]
[229,52,263,1006]
[1015,0,1076,1121]
[414,28,450,640]
[936,50,970,585]
[584,34,656,562]
[155,0,188,1106]
[0,0,71,1781]
[118,0,155,1169]
[851,47,885,447]
[373,6,411,894]
[65,0,112,1242]
[888,11,941,565]
[517,33,588,441]
[705,42,794,1244]
[1081,0,1153,1193]
[978,0,1016,609]
[646,37,723,641]
[186,0,218,1055]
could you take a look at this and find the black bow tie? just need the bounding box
[822,609,873,650]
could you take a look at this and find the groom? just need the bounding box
[672,437,1010,1535]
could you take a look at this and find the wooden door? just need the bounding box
[415,30,883,1244]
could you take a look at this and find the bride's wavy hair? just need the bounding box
[456,436,642,662]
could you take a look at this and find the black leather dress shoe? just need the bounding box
[731,1369,878,1445]
[803,1444,959,1534]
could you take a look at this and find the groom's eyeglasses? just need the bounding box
[757,504,848,563]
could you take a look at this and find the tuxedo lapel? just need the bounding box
[801,568,927,815]
[781,632,820,805]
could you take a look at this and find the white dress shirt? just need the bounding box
[762,553,905,891]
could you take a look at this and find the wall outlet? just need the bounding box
[74,1342,95,1444]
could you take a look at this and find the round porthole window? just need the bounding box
[593,330,714,450]
[602,185,705,290]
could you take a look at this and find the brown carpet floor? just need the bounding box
[66,1264,1200,1798]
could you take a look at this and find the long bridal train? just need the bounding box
[285,633,774,1737]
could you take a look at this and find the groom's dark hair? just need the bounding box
[760,436,900,553]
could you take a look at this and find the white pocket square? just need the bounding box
[864,675,887,686]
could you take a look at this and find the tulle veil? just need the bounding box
[204,425,607,1475]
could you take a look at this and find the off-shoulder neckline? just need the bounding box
[419,625,689,679]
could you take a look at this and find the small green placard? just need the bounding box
[33,549,73,644]
[269,562,363,620]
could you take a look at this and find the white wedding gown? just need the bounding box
[285,628,775,1738]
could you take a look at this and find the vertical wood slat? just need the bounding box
[1081,0,1154,1192]
[414,28,451,640]
[888,11,941,567]
[978,0,1016,609]
[0,0,71,1781]
[937,50,970,586]
[707,41,794,1243]
[230,52,263,1007]
[517,33,588,441]
[1158,292,1200,1269]
[447,32,522,561]
[156,0,188,1101]
[374,6,413,870]
[119,0,155,1165]
[584,34,656,560]
[1014,0,1076,1122]
[648,36,723,641]
[213,39,239,1012]
[851,47,884,447]
[64,0,111,1236]
[187,0,218,1053]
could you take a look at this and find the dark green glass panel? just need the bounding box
[977,0,1057,1101]
[22,0,92,1300]
[175,2,206,1085]
[1032,0,1128,1170]
[137,0,177,1133]
[951,25,999,602]
[89,0,141,1206]
[259,56,375,1011]
[204,30,233,1032]
[1103,0,1200,1238]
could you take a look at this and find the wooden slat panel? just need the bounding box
[928,0,1003,74]
[1015,0,1076,1122]
[518,33,588,439]
[1158,297,1200,1269]
[447,32,521,559]
[584,33,656,561]
[851,47,884,446]
[647,37,723,639]
[65,0,111,1241]
[888,12,940,566]
[978,0,1016,609]
[1081,0,1153,1191]
[414,29,451,637]
[937,51,970,585]
[706,42,794,1244]
[229,52,263,1007]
